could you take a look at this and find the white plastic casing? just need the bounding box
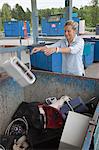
[3,57,36,87]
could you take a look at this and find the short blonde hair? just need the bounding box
[64,20,78,30]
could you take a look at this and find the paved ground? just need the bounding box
[85,62,99,79]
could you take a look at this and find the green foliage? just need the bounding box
[38,7,64,24]
[11,4,25,20]
[2,3,12,22]
[25,8,31,22]
[78,4,99,27]
[38,8,51,24]
[91,0,98,6]
[0,10,2,31]
[91,5,99,27]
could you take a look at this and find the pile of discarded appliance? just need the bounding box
[0,95,98,150]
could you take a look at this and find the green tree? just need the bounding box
[38,7,64,25]
[2,3,12,23]
[78,6,93,27]
[0,10,2,31]
[11,4,25,20]
[91,0,99,26]
[38,9,51,24]
[25,8,31,23]
[91,0,99,5]
[11,8,17,20]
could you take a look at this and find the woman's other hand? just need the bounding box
[44,47,56,56]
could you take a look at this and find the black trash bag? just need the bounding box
[10,102,64,150]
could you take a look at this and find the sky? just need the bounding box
[0,0,92,10]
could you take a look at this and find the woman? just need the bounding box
[31,20,85,76]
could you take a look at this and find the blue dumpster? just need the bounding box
[4,20,30,38]
[0,70,99,149]
[41,13,80,36]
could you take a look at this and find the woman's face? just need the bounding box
[64,25,76,42]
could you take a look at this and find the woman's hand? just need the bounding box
[31,46,47,54]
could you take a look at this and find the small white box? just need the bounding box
[3,57,36,87]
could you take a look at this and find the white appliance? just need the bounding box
[3,57,36,87]
[59,111,90,150]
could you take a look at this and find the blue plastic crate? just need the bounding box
[83,42,94,68]
[30,43,95,72]
[30,51,62,73]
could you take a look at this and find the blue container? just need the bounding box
[30,42,95,73]
[26,21,30,36]
[30,41,95,73]
[84,38,99,62]
[41,13,80,36]
[41,17,66,36]
[83,42,94,68]
[30,52,62,73]
[94,41,99,61]
[4,21,30,38]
